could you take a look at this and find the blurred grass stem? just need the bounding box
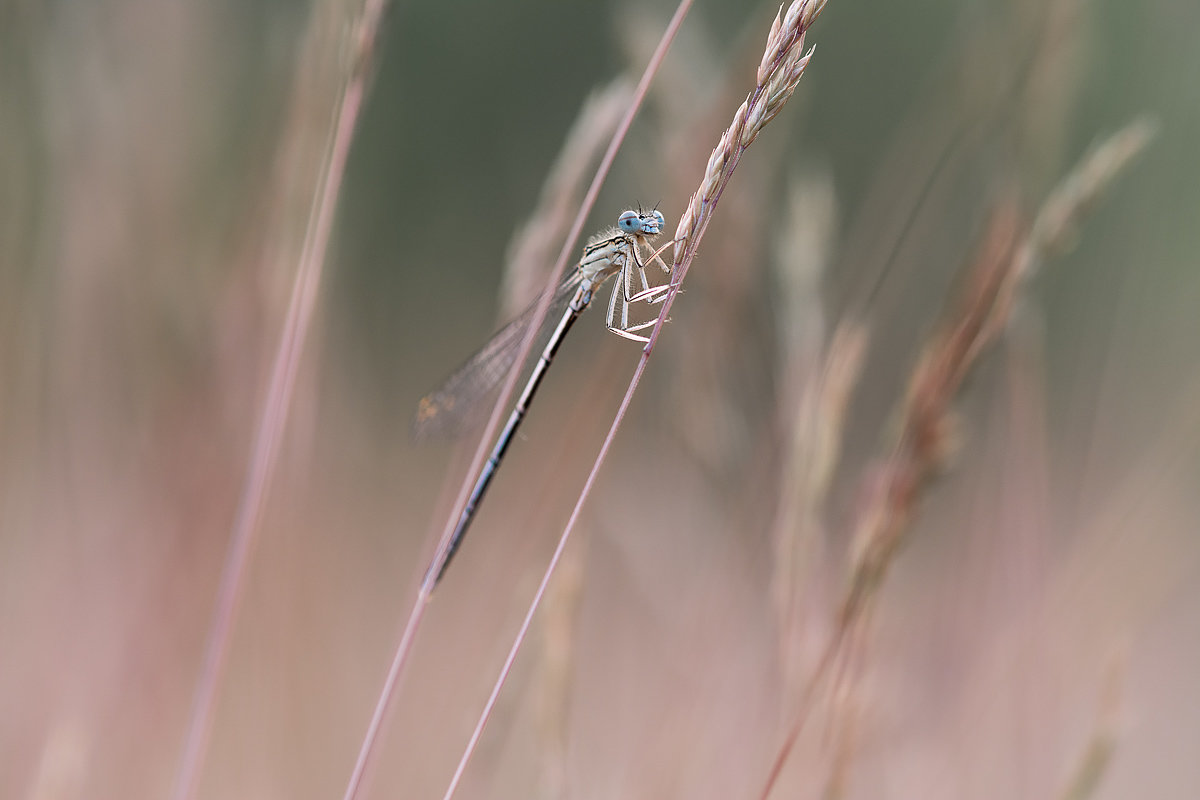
[169,2,391,799]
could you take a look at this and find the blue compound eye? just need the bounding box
[651,210,665,230]
[618,210,640,231]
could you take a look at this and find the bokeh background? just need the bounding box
[2,0,1199,798]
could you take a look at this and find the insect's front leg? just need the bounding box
[649,237,676,274]
[627,241,672,304]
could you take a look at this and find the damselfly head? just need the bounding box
[617,208,665,237]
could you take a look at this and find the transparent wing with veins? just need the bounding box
[412,270,583,440]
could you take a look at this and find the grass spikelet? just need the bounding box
[842,196,1024,625]
[763,117,1156,798]
[670,0,827,273]
[1022,116,1158,270]
[842,115,1158,633]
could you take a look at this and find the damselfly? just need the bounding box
[415,208,672,585]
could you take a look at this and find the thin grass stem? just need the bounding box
[169,4,390,799]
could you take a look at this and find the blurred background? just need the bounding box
[2,0,1198,798]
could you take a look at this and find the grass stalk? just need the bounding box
[169,3,391,799]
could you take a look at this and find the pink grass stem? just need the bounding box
[169,4,390,799]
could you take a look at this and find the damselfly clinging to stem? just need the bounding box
[414,208,673,587]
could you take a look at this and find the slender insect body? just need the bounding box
[418,208,674,586]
